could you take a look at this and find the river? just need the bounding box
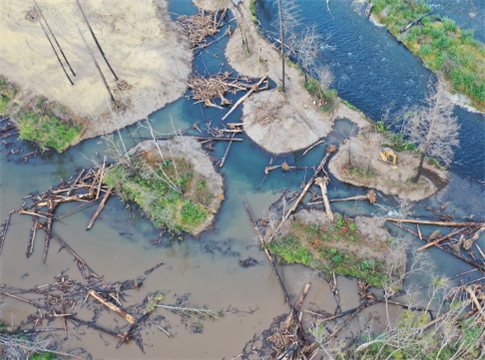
[0,0,484,359]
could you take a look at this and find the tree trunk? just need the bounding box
[278,0,285,92]
[413,151,426,183]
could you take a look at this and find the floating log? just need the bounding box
[221,76,268,121]
[87,187,113,230]
[384,218,483,227]
[219,133,235,168]
[315,176,333,222]
[88,290,136,324]
[400,11,434,33]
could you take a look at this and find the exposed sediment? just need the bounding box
[1,0,192,145]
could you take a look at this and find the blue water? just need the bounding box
[256,0,485,182]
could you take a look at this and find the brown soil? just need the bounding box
[328,131,449,201]
[1,0,192,144]
[128,137,225,236]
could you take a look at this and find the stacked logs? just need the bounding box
[187,72,268,109]
[175,12,220,48]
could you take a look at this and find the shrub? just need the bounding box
[420,44,432,56]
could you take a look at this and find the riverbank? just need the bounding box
[366,0,485,113]
[328,130,449,201]
[0,0,192,150]
[104,137,224,236]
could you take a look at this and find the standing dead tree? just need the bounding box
[296,24,321,85]
[76,0,118,81]
[34,6,73,85]
[76,24,117,108]
[33,0,76,77]
[401,77,460,182]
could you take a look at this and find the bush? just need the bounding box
[420,44,432,56]
[443,18,457,33]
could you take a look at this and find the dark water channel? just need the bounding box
[0,0,484,359]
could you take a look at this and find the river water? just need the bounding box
[0,0,484,359]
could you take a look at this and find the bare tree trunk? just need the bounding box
[278,0,285,92]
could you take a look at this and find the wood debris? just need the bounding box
[176,12,220,48]
[25,6,39,22]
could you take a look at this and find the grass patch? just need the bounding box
[371,0,485,111]
[17,110,81,152]
[346,162,377,178]
[1,76,83,152]
[104,153,213,234]
[303,77,338,113]
[268,215,391,287]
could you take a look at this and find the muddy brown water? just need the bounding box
[1,0,485,358]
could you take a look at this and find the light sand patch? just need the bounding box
[328,131,449,201]
[1,0,192,144]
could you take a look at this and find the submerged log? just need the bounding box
[26,216,39,258]
[0,210,15,258]
[88,290,136,325]
[284,283,311,328]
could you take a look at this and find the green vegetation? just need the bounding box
[1,76,83,152]
[268,215,391,287]
[342,99,357,111]
[31,353,56,360]
[347,162,377,178]
[303,77,338,113]
[17,110,81,152]
[104,153,213,234]
[250,0,258,23]
[371,0,485,111]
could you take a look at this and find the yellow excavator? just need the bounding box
[380,147,397,169]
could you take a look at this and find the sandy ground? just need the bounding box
[1,0,192,143]
[193,0,373,154]
[128,137,224,235]
[328,131,449,201]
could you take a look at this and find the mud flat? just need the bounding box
[105,137,224,236]
[328,131,449,202]
[1,0,192,145]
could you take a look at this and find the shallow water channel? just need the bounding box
[1,0,484,359]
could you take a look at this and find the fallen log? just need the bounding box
[315,176,333,222]
[43,201,57,262]
[464,225,485,251]
[400,11,434,33]
[418,227,470,251]
[384,218,483,227]
[219,133,235,168]
[390,221,485,271]
[271,145,338,240]
[87,187,113,230]
[221,76,268,121]
[88,290,136,324]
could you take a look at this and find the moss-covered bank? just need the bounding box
[369,0,485,112]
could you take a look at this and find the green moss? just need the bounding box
[104,155,213,234]
[370,0,485,111]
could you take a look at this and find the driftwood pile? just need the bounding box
[176,12,221,48]
[187,71,269,109]
[25,6,39,22]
